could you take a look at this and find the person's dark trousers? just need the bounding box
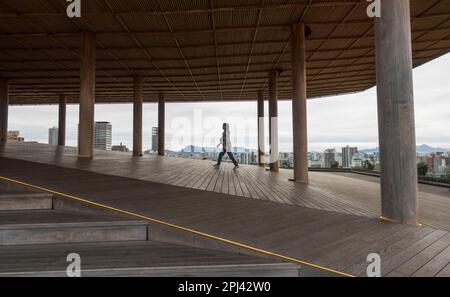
[217,150,238,166]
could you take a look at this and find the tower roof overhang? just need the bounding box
[0,0,449,104]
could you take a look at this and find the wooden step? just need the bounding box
[0,241,301,277]
[0,220,148,246]
[0,209,148,246]
[0,193,53,211]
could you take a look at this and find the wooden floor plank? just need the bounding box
[387,232,450,277]
[380,230,448,276]
[413,245,450,277]
[346,227,435,276]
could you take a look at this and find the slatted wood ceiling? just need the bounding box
[0,0,449,104]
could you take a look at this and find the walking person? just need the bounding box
[214,123,239,169]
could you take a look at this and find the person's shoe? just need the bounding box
[233,165,240,170]
[213,164,220,168]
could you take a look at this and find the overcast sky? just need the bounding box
[8,53,450,153]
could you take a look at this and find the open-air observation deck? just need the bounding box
[1,0,450,277]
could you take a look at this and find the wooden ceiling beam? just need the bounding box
[0,61,377,75]
[2,25,449,39]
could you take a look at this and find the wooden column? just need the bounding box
[291,23,309,184]
[133,76,143,156]
[58,94,67,146]
[158,93,165,156]
[268,70,279,172]
[375,0,418,225]
[257,90,265,167]
[0,79,8,143]
[78,32,96,158]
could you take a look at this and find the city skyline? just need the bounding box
[162,143,449,178]
[7,53,450,153]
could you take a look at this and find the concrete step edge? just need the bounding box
[0,193,53,199]
[0,263,301,277]
[0,220,148,230]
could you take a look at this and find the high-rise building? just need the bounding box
[427,154,437,173]
[240,153,249,165]
[48,127,58,145]
[324,149,336,168]
[94,122,112,151]
[308,152,322,168]
[250,152,257,165]
[238,152,258,166]
[342,146,358,168]
[151,127,158,152]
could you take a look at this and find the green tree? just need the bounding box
[364,160,375,171]
[443,167,450,179]
[330,161,340,169]
[417,162,428,177]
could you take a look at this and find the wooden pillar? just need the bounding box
[158,93,165,156]
[375,0,418,225]
[268,70,279,172]
[133,76,143,156]
[291,23,309,184]
[257,90,265,167]
[58,94,67,146]
[0,79,8,143]
[78,32,96,158]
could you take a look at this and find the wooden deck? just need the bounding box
[1,142,450,277]
[2,142,450,229]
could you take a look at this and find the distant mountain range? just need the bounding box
[169,144,449,155]
[178,145,257,154]
[360,144,449,154]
